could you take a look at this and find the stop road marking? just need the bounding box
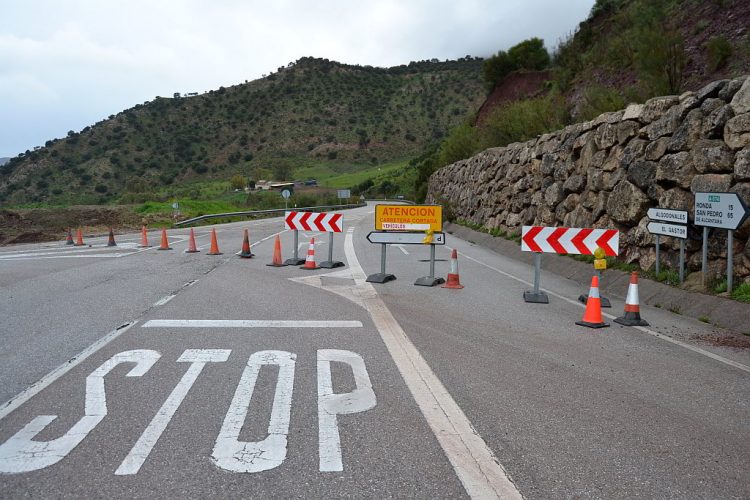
[0,348,376,475]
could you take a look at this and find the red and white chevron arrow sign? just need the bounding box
[285,211,343,232]
[521,226,619,256]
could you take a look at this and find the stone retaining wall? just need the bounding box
[427,76,750,280]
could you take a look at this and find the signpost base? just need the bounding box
[283,257,306,266]
[366,273,396,284]
[578,294,611,308]
[523,291,549,304]
[319,260,345,269]
[414,276,445,287]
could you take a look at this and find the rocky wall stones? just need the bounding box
[427,76,750,279]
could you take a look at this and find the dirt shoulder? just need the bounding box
[0,206,149,245]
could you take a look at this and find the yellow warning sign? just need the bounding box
[375,205,443,232]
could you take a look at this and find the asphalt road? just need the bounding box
[0,203,748,499]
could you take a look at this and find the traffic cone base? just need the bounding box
[577,275,609,328]
[614,272,649,326]
[157,228,172,250]
[442,249,464,289]
[184,228,199,253]
[238,229,254,258]
[266,235,286,266]
[300,237,319,270]
[207,228,222,255]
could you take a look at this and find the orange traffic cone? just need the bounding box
[614,272,649,326]
[266,235,286,267]
[238,228,254,258]
[107,228,117,247]
[185,228,199,253]
[139,226,151,248]
[300,237,319,270]
[157,228,172,250]
[74,229,85,246]
[65,229,74,245]
[207,228,222,255]
[441,249,464,289]
[576,275,609,328]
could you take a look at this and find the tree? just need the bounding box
[482,51,515,90]
[230,174,246,190]
[272,162,293,181]
[507,37,550,71]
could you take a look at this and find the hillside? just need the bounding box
[0,57,485,205]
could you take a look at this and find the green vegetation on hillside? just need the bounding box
[412,0,750,202]
[1,57,484,206]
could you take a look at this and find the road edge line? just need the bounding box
[346,229,523,499]
[457,250,750,374]
[0,321,138,421]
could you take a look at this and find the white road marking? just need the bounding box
[115,349,231,475]
[324,228,522,498]
[456,250,750,374]
[394,244,409,255]
[142,320,363,328]
[317,349,376,472]
[153,294,176,307]
[0,322,139,422]
[212,351,296,473]
[0,350,160,473]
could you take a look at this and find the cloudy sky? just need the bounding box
[0,0,595,157]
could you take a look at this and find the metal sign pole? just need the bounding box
[328,232,334,263]
[366,243,396,283]
[320,231,344,268]
[283,229,305,266]
[655,234,660,276]
[415,244,445,286]
[679,239,685,284]
[702,227,708,286]
[523,253,549,303]
[728,229,734,294]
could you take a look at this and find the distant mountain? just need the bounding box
[0,56,486,204]
[0,158,9,167]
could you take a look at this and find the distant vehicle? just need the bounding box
[304,179,317,186]
[396,195,405,200]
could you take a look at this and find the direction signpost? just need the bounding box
[521,226,620,304]
[646,207,688,283]
[367,205,444,285]
[694,192,750,293]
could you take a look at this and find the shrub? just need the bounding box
[706,36,732,72]
[480,93,568,148]
[94,184,108,193]
[438,124,480,167]
[578,86,626,121]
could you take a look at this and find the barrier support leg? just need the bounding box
[415,244,445,286]
[366,244,396,283]
[284,229,306,266]
[320,232,344,268]
[524,253,549,303]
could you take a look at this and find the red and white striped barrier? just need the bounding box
[285,212,343,232]
[521,226,619,256]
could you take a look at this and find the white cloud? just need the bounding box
[0,0,595,156]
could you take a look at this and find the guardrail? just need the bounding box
[173,202,366,227]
